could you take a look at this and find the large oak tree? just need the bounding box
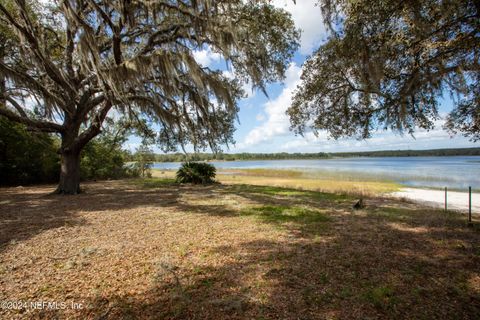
[0,0,299,193]
[289,0,480,141]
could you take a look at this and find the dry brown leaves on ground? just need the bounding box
[0,179,479,319]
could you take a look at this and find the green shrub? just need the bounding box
[176,162,216,184]
[80,137,136,180]
[0,117,60,185]
[0,116,138,185]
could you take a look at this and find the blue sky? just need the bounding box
[126,0,478,154]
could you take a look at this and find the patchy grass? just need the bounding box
[216,171,399,196]
[223,184,348,201]
[363,285,397,310]
[131,177,176,188]
[0,179,479,319]
[151,168,400,196]
[241,205,330,223]
[151,169,176,179]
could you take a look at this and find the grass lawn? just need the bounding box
[0,178,479,319]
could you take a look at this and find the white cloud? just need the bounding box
[235,1,328,150]
[277,119,476,153]
[256,113,266,121]
[192,47,222,67]
[273,0,326,55]
[237,89,478,153]
[241,62,301,147]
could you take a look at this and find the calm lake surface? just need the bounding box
[153,156,480,190]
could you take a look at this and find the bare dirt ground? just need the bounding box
[0,179,479,319]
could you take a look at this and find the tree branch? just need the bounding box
[77,93,106,122]
[0,62,66,107]
[0,2,76,100]
[86,0,123,64]
[4,96,28,117]
[74,101,112,150]
[0,104,65,133]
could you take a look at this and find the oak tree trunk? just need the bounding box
[56,150,81,194]
[0,44,5,107]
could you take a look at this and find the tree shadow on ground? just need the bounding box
[0,181,255,252]
[2,180,479,319]
[0,180,187,251]
[68,185,480,318]
[77,210,480,319]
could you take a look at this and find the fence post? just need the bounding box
[468,186,473,226]
[444,187,447,212]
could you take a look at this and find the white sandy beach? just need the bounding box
[391,188,480,213]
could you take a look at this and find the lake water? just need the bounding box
[153,156,480,190]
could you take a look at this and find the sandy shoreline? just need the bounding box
[390,188,479,213]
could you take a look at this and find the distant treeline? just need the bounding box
[151,152,330,162]
[332,148,480,158]
[153,148,480,162]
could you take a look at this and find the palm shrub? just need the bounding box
[176,162,216,184]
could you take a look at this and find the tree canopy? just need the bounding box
[289,0,480,141]
[0,0,299,193]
